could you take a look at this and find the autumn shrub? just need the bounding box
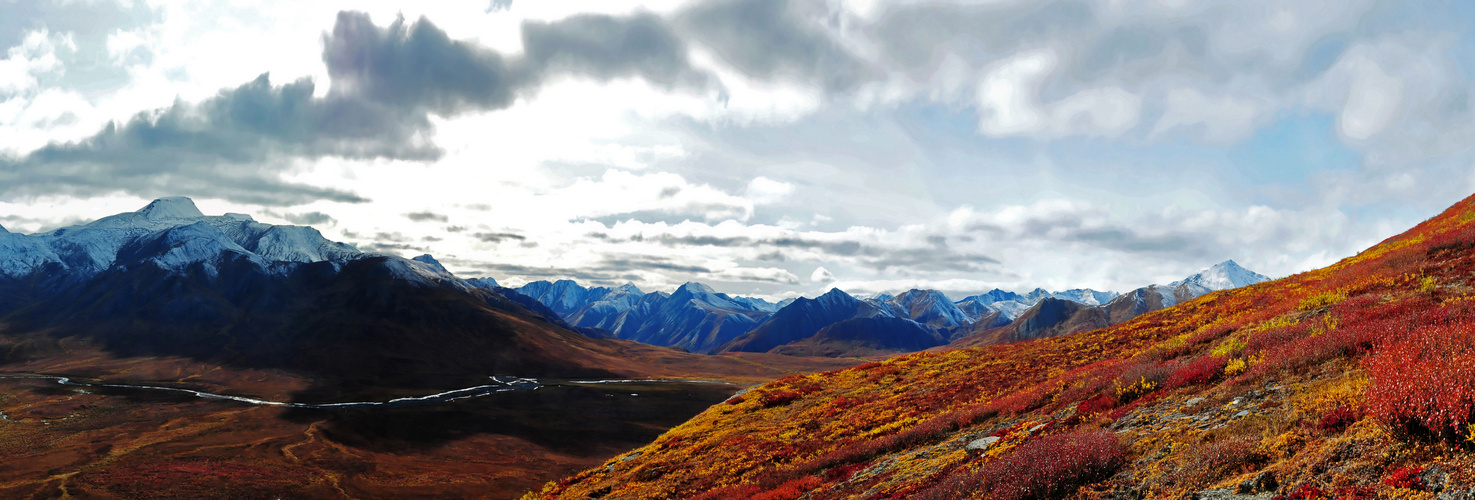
[1383,466,1425,490]
[690,484,763,500]
[1365,323,1475,435]
[1164,355,1228,389]
[911,430,1123,500]
[1314,406,1361,433]
[1076,394,1119,415]
[986,386,1049,416]
[759,384,822,407]
[1170,437,1266,487]
[1113,360,1170,402]
[1253,322,1378,377]
[976,430,1125,500]
[1243,322,1312,355]
[1331,486,1377,500]
[785,402,994,481]
[1272,484,1328,500]
[748,476,822,500]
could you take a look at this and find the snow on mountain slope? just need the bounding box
[1051,288,1120,305]
[466,277,500,289]
[1170,260,1271,291]
[517,280,612,317]
[114,221,267,277]
[883,289,972,329]
[17,197,373,279]
[0,224,64,278]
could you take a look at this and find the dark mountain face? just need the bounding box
[1,255,624,394]
[718,288,889,354]
[773,316,946,357]
[0,198,677,398]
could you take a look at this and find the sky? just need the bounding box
[2,0,1475,301]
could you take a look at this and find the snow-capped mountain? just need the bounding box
[1170,260,1271,291]
[0,197,667,390]
[873,289,973,330]
[6,197,365,282]
[954,260,1272,348]
[512,279,781,353]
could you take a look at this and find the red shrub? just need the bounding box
[987,430,1123,500]
[1365,323,1475,434]
[1243,323,1312,355]
[1076,394,1119,415]
[758,384,822,407]
[1315,406,1361,433]
[690,484,763,500]
[986,386,1049,416]
[1332,486,1377,500]
[1164,356,1227,389]
[749,476,822,500]
[916,430,1124,500]
[1383,466,1425,490]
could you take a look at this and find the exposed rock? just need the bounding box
[1424,465,1449,493]
[1236,471,1278,494]
[965,436,1000,453]
[1191,488,1274,500]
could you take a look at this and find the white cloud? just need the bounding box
[1152,87,1264,143]
[976,49,1055,136]
[746,176,795,205]
[0,30,72,95]
[810,266,836,284]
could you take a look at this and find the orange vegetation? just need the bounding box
[533,193,1475,499]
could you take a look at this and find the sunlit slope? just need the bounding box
[534,193,1475,499]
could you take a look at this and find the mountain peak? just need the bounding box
[821,287,851,298]
[411,254,450,275]
[616,283,643,294]
[677,282,716,295]
[1172,259,1270,291]
[136,197,205,220]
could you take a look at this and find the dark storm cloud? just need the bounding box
[2,10,716,205]
[676,0,877,92]
[862,249,999,274]
[522,13,714,90]
[405,211,450,222]
[278,211,336,226]
[602,255,711,274]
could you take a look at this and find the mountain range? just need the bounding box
[512,260,1269,357]
[0,198,839,396]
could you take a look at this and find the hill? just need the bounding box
[531,193,1475,499]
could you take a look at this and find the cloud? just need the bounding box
[277,211,336,226]
[0,29,73,95]
[0,10,718,206]
[810,266,835,283]
[405,211,449,222]
[487,0,513,14]
[677,0,877,93]
[472,231,527,243]
[746,176,794,204]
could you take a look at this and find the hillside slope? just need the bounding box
[533,193,1475,499]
